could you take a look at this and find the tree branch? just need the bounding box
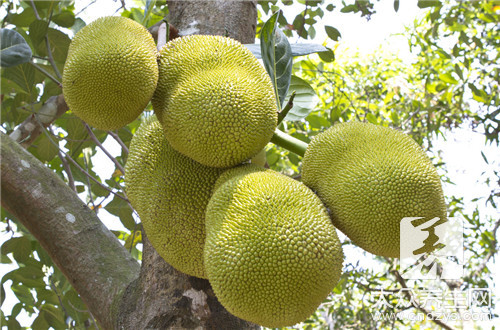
[9,94,68,147]
[0,133,140,329]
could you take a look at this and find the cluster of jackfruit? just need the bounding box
[65,16,447,328]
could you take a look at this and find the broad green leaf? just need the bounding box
[318,48,335,62]
[105,195,136,230]
[2,62,36,95]
[52,10,75,28]
[11,283,35,305]
[438,73,458,84]
[260,11,293,110]
[28,20,49,51]
[366,112,378,124]
[0,29,33,67]
[40,304,67,329]
[5,7,36,27]
[35,28,71,63]
[283,76,319,121]
[325,25,341,41]
[1,236,32,263]
[35,134,59,163]
[71,17,86,34]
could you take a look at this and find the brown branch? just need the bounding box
[386,258,454,330]
[157,22,168,51]
[9,94,68,147]
[108,131,129,155]
[84,123,126,176]
[0,133,140,329]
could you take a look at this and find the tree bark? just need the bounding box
[167,0,257,44]
[0,133,140,329]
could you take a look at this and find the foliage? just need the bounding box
[0,0,498,329]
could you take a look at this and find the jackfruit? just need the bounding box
[125,115,223,278]
[205,164,343,328]
[152,35,277,168]
[63,16,158,130]
[302,122,447,258]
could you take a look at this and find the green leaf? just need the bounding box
[0,29,33,67]
[318,48,335,62]
[454,63,464,80]
[417,0,442,8]
[340,4,357,13]
[438,73,458,84]
[35,28,71,63]
[28,20,49,51]
[1,236,32,263]
[366,112,378,124]
[283,76,319,121]
[40,304,67,329]
[52,10,75,28]
[394,0,400,12]
[260,11,293,110]
[5,7,36,27]
[105,195,136,230]
[35,134,59,162]
[325,26,341,41]
[2,62,36,95]
[71,17,86,34]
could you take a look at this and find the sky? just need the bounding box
[1,0,499,328]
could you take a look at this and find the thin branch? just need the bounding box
[29,0,62,80]
[58,150,76,192]
[386,258,454,330]
[75,0,97,16]
[108,131,129,155]
[30,60,62,87]
[39,125,128,202]
[84,123,126,176]
[83,153,97,213]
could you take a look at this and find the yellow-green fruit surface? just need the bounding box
[125,116,223,278]
[205,164,343,328]
[302,122,447,258]
[152,35,278,168]
[63,16,158,130]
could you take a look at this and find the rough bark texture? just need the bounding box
[116,234,258,329]
[0,133,140,329]
[167,0,258,44]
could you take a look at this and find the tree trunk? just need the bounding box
[1,2,260,329]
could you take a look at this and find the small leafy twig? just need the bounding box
[84,123,126,176]
[469,218,500,279]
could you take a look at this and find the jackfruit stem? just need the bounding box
[270,129,308,157]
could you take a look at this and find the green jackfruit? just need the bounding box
[125,116,223,278]
[152,35,277,168]
[205,164,343,328]
[63,16,158,130]
[302,122,447,258]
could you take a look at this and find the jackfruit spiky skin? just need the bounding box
[152,35,278,168]
[63,16,158,130]
[125,115,223,278]
[302,122,447,258]
[205,164,343,328]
